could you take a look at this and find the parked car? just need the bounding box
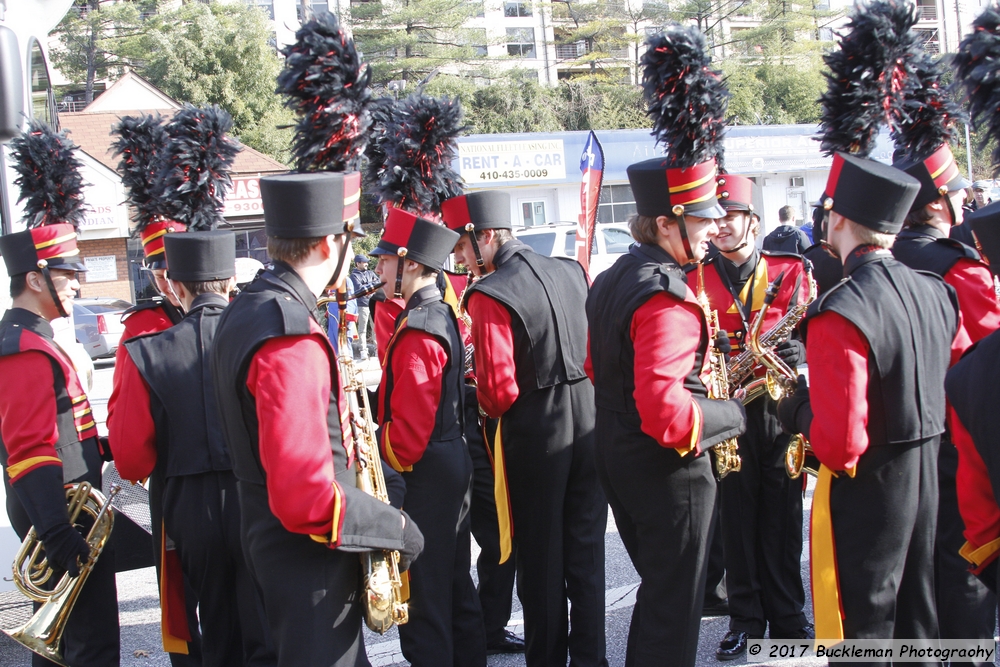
[514,223,634,277]
[73,298,132,359]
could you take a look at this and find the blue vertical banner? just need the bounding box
[577,131,605,275]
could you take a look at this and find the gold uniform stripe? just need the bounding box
[930,157,955,180]
[7,456,62,479]
[34,233,76,250]
[667,168,717,194]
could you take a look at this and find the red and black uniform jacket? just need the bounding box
[110,293,233,483]
[0,308,104,540]
[378,285,464,472]
[585,243,745,453]
[463,239,590,419]
[800,246,965,470]
[701,249,808,364]
[892,225,1000,343]
[211,261,404,550]
[946,331,1000,575]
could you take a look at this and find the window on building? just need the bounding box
[234,228,271,264]
[506,27,536,57]
[464,28,488,56]
[914,27,939,53]
[474,0,485,17]
[28,39,55,126]
[504,0,532,16]
[598,184,637,224]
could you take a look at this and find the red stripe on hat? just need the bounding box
[30,224,80,262]
[441,195,472,232]
[824,153,845,200]
[665,160,719,209]
[140,221,187,259]
[717,173,754,208]
[382,208,419,247]
[925,144,960,190]
[343,172,361,221]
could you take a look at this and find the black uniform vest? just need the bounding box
[212,262,344,486]
[892,225,982,277]
[465,240,589,392]
[804,247,959,447]
[0,308,99,484]
[380,285,464,444]
[125,293,232,478]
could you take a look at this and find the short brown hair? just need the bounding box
[475,228,514,248]
[628,213,677,245]
[9,273,28,299]
[847,218,895,249]
[267,236,326,264]
[904,204,934,229]
[180,278,232,297]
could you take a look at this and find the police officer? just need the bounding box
[777,153,969,644]
[0,122,119,666]
[110,232,276,667]
[700,175,813,659]
[211,171,424,666]
[442,189,608,667]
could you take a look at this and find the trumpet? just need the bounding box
[696,263,742,480]
[6,482,119,666]
[784,434,819,479]
[321,284,408,634]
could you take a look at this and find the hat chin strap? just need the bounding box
[944,192,958,228]
[673,206,696,263]
[37,261,70,319]
[727,213,754,253]
[465,224,486,270]
[328,224,356,294]
[394,248,407,299]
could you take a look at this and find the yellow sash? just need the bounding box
[492,417,513,564]
[811,464,844,646]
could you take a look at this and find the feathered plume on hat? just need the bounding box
[369,93,465,216]
[155,104,241,231]
[277,11,372,173]
[9,120,89,228]
[110,113,169,231]
[893,42,966,160]
[640,24,728,170]
[954,3,1000,173]
[818,0,918,157]
[364,96,398,197]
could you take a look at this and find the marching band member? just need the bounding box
[371,210,486,666]
[700,175,813,659]
[110,231,276,667]
[442,188,609,667]
[586,25,746,667]
[0,122,120,666]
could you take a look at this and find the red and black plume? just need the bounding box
[953,3,1000,173]
[111,113,169,230]
[277,11,372,173]
[9,121,89,229]
[640,24,729,170]
[369,93,465,216]
[363,95,398,199]
[154,104,241,231]
[818,0,917,157]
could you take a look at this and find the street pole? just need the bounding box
[965,123,974,180]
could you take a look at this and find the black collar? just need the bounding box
[899,225,944,240]
[186,292,229,316]
[264,261,321,311]
[0,307,54,339]
[632,242,681,268]
[719,247,759,287]
[843,244,892,276]
[492,238,530,268]
[405,284,443,312]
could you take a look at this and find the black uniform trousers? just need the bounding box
[720,397,807,637]
[148,468,204,667]
[934,441,997,656]
[503,379,608,667]
[702,499,727,611]
[236,479,369,667]
[595,408,716,667]
[463,386,517,643]
[398,437,486,667]
[7,475,120,667]
[831,438,940,664]
[163,471,276,667]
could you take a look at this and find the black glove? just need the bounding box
[774,339,806,367]
[776,374,812,436]
[39,523,91,577]
[713,331,732,355]
[398,511,425,572]
[97,436,114,462]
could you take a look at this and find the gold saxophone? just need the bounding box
[318,285,408,634]
[6,482,119,666]
[695,263,742,480]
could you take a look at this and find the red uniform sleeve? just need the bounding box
[375,298,405,365]
[952,310,974,367]
[467,291,519,418]
[108,310,173,428]
[379,330,448,471]
[630,293,703,450]
[0,352,62,482]
[247,334,339,536]
[107,353,158,482]
[944,259,1000,343]
[806,311,870,471]
[950,407,1000,571]
[584,334,594,383]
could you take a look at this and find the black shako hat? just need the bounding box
[821,153,920,234]
[372,208,460,270]
[966,201,1000,274]
[893,144,970,211]
[441,191,512,233]
[164,231,236,282]
[260,172,365,239]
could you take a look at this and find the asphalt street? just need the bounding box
[0,360,827,666]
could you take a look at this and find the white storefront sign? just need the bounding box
[224,177,263,217]
[84,255,118,282]
[459,140,566,184]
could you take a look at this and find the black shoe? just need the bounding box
[771,624,815,640]
[486,630,525,655]
[702,600,730,617]
[716,631,751,661]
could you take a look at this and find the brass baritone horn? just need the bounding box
[6,482,119,666]
[784,434,819,479]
